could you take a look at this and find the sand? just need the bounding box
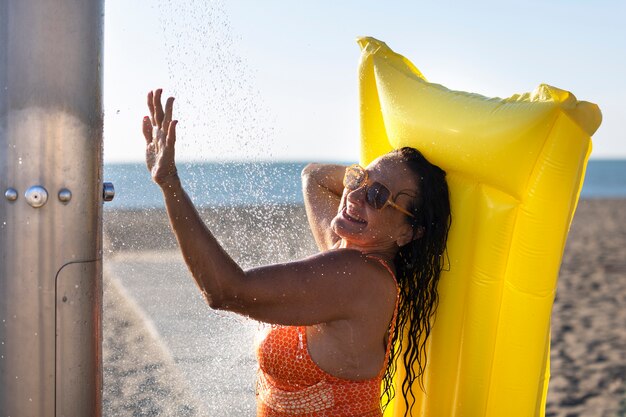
[103,273,202,417]
[546,199,626,416]
[102,199,626,416]
[102,205,318,416]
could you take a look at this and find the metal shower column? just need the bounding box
[1,1,105,415]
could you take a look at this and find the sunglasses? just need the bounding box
[343,164,415,218]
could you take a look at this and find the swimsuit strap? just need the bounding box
[364,254,396,282]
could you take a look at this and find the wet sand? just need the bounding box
[103,272,202,417]
[102,200,626,416]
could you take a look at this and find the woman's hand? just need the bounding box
[142,89,179,186]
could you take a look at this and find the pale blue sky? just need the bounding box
[103,0,625,162]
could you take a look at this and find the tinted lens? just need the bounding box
[343,166,366,190]
[366,182,391,209]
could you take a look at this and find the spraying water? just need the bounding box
[102,1,319,415]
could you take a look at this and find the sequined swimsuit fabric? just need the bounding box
[255,257,399,417]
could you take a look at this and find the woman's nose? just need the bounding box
[346,185,367,205]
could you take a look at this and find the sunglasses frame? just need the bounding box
[343,164,416,218]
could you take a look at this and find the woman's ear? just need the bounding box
[396,225,424,247]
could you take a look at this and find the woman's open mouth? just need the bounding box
[342,207,367,225]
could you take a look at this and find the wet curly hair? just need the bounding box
[381,147,452,415]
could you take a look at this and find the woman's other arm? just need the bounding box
[301,163,345,251]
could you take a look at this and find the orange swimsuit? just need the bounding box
[255,257,399,417]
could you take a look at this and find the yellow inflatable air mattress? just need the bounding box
[356,37,602,417]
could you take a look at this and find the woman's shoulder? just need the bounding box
[319,248,393,270]
[312,247,380,268]
[313,249,398,298]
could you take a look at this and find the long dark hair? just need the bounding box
[381,147,452,414]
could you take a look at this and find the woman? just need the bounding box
[142,89,451,416]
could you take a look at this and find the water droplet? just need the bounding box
[297,331,304,350]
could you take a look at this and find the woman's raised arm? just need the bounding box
[301,163,345,251]
[141,90,395,326]
[142,88,237,308]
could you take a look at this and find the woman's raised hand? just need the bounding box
[143,89,179,186]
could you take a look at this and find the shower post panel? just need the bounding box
[0,1,104,416]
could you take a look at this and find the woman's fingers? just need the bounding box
[147,91,155,126]
[154,88,164,128]
[144,89,177,171]
[163,97,174,134]
[142,116,153,144]
[147,88,174,132]
[144,89,178,181]
[167,120,178,149]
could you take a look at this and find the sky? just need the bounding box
[103,0,626,163]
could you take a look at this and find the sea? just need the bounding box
[103,160,626,210]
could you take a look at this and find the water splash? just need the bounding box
[102,1,320,415]
[156,0,276,163]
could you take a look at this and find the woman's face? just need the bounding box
[331,154,419,251]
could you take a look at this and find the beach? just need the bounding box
[103,205,319,416]
[102,199,626,416]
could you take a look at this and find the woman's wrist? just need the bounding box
[157,171,182,191]
[302,163,345,197]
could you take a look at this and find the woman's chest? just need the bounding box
[256,325,325,387]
